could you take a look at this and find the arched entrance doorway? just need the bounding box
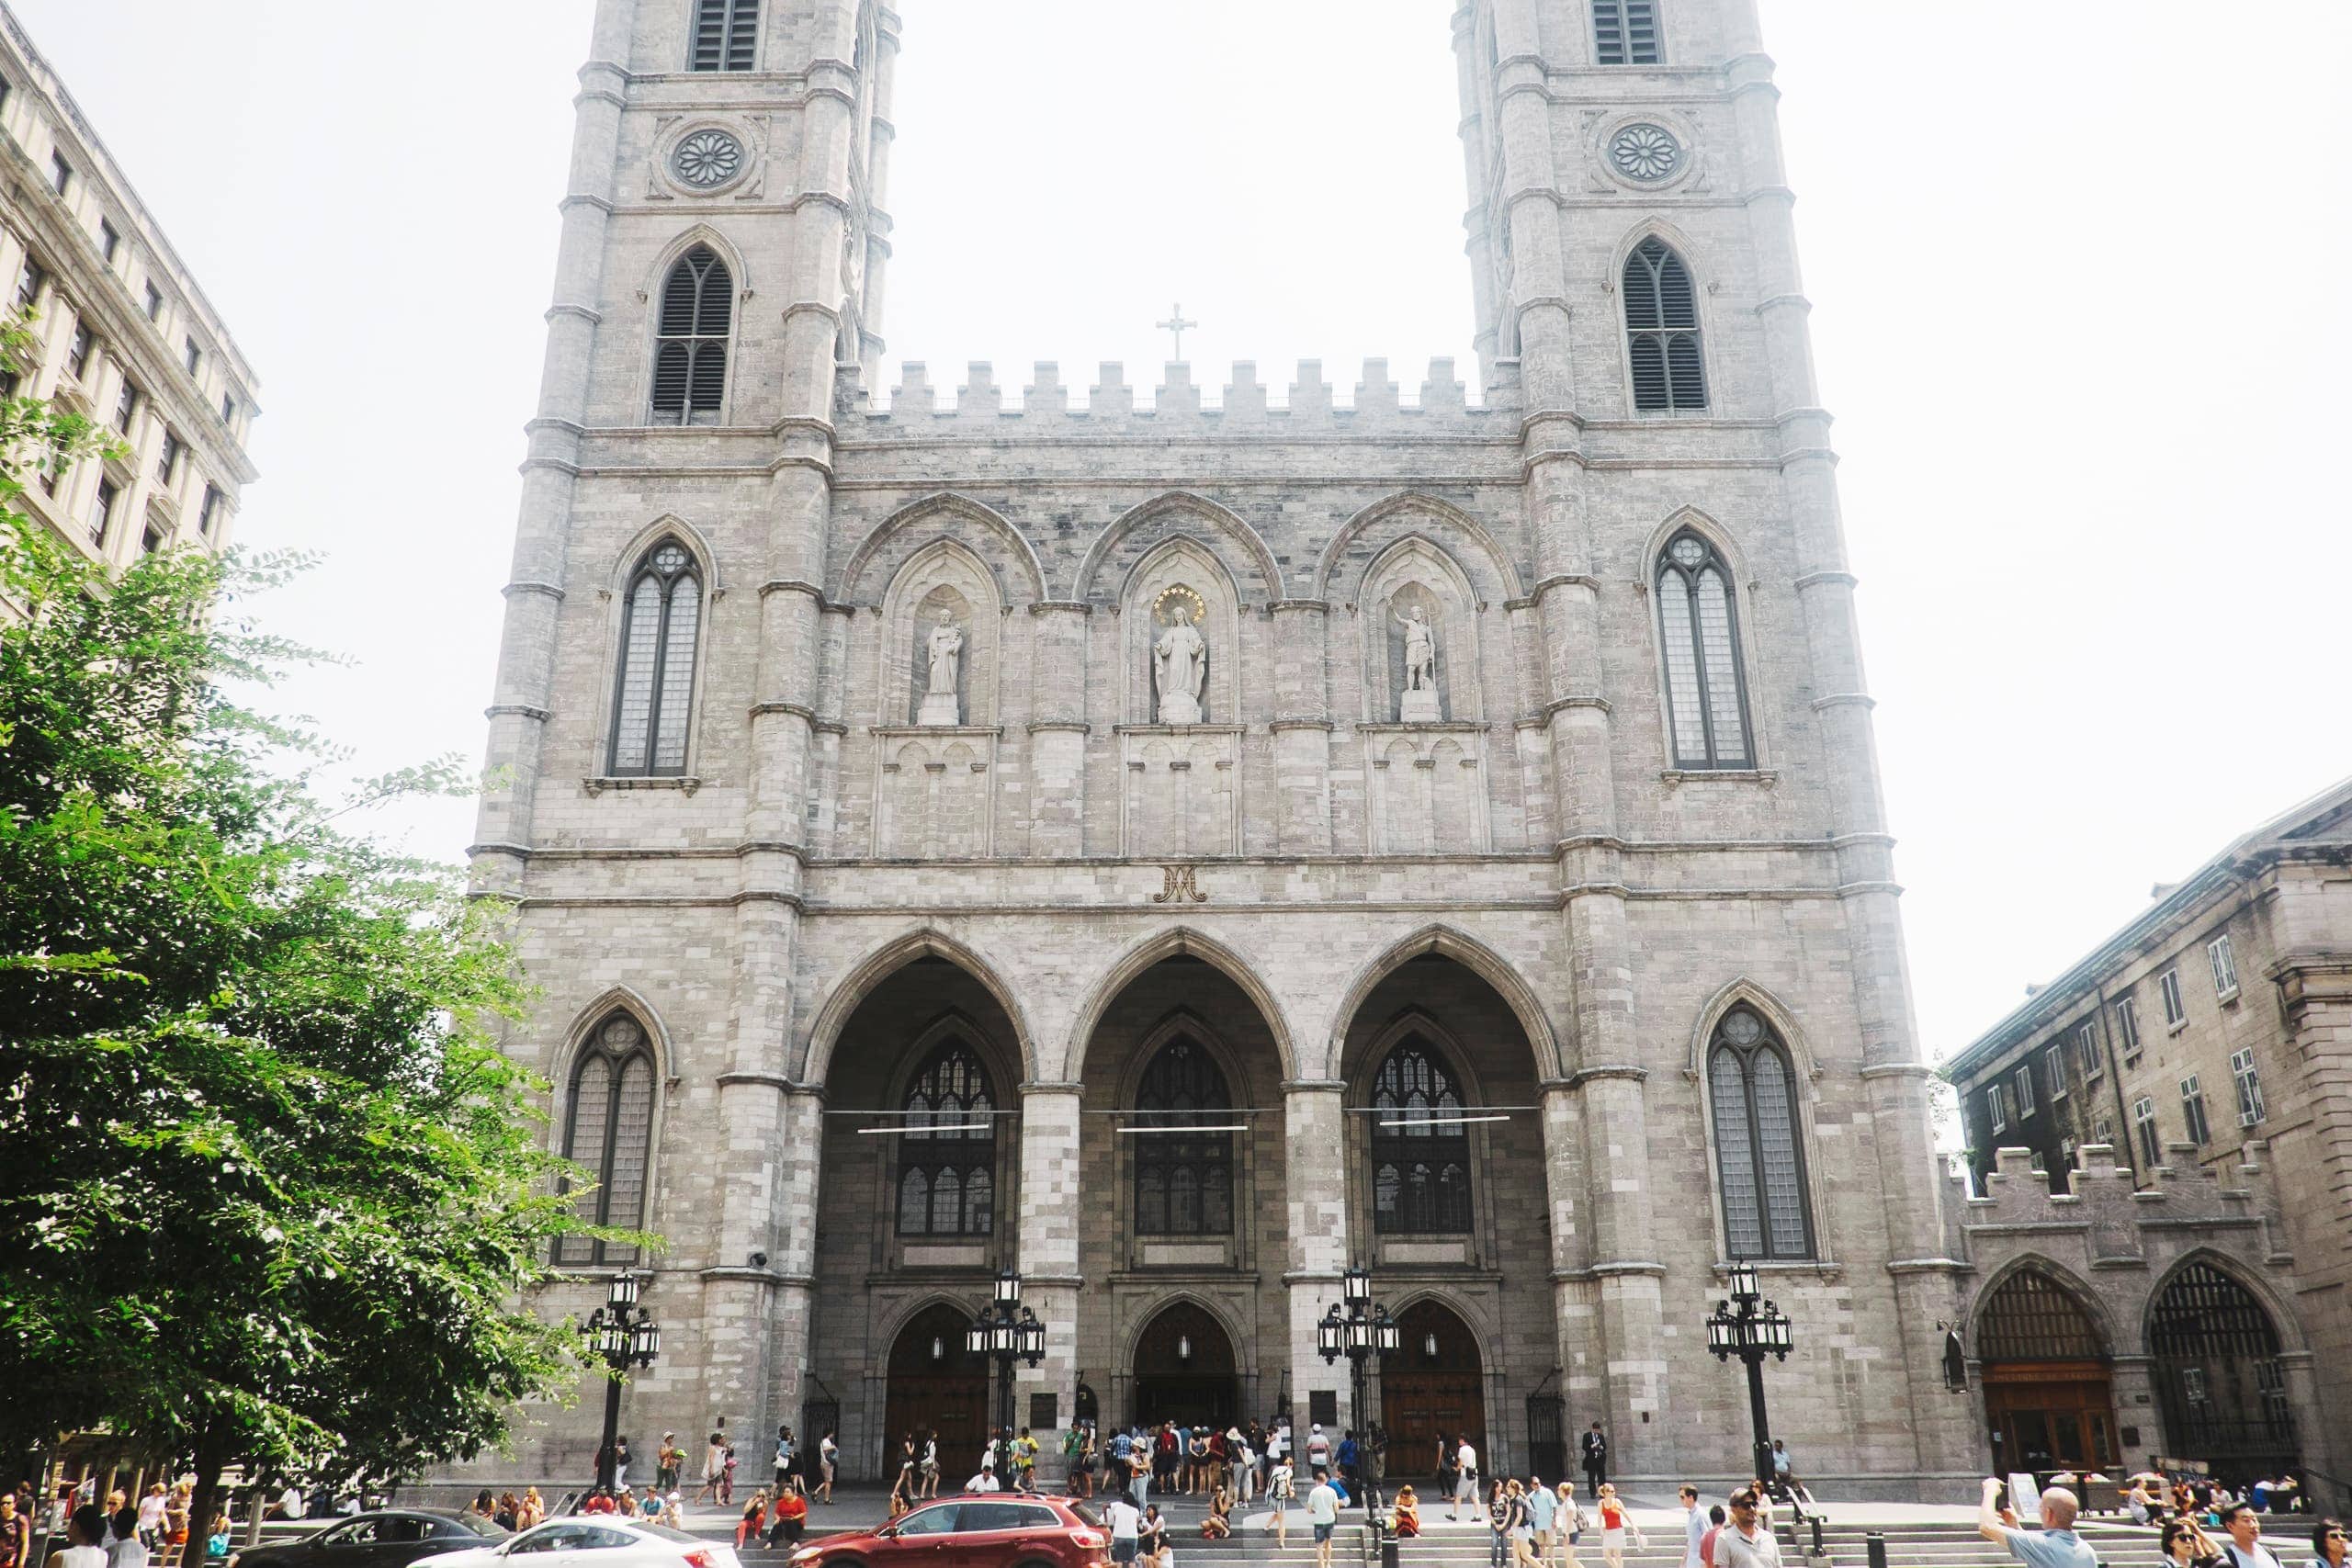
[1133,1303,1238,1428]
[2151,1261,2300,1484]
[885,1303,988,1474]
[1975,1269,2115,1473]
[1382,1301,1486,1482]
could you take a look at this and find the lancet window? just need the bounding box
[1709,1008,1814,1259]
[1623,238,1706,411]
[1370,1040,1473,1235]
[895,1043,996,1236]
[651,246,732,425]
[1656,529,1752,769]
[607,539,703,776]
[553,1014,657,1265]
[1134,1038,1234,1236]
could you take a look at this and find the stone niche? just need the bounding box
[871,540,1001,858]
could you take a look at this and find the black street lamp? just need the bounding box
[581,1273,662,1495]
[1704,1262,1793,1495]
[967,1269,1046,1453]
[1317,1265,1400,1508]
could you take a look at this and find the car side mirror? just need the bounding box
[878,1527,899,1540]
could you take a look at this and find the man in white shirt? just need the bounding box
[1680,1487,1707,1568]
[1307,1470,1342,1568]
[1453,1438,1479,1521]
[1104,1495,1143,1564]
[2217,1504,2283,1568]
[1714,1489,1784,1568]
[965,1467,1001,1494]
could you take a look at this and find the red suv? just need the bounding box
[786,1495,1106,1568]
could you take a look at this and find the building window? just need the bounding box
[2115,995,2142,1058]
[64,321,92,380]
[1655,529,1751,769]
[185,337,202,375]
[550,1014,657,1266]
[1988,1082,2008,1135]
[1592,0,1661,64]
[2231,1048,2266,1126]
[1369,1039,1473,1235]
[690,0,760,72]
[2158,966,2186,1028]
[895,1042,996,1236]
[2012,1062,2036,1120]
[2093,1115,2113,1151]
[87,476,119,545]
[1709,1008,1813,1259]
[2060,1137,2077,1170]
[155,428,182,486]
[98,220,119,264]
[2208,934,2239,1000]
[49,151,71,196]
[112,378,139,433]
[651,245,732,425]
[2180,1075,2211,1147]
[1623,237,1706,411]
[197,483,222,536]
[140,521,164,555]
[144,281,163,321]
[220,392,237,427]
[2133,1095,2160,1170]
[2044,1044,2068,1101]
[14,256,45,312]
[2078,1021,2103,1081]
[606,538,703,777]
[1134,1036,1235,1237]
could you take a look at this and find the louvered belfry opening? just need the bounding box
[607,539,704,776]
[651,246,733,426]
[1709,1008,1814,1259]
[1656,529,1752,768]
[1623,237,1706,412]
[1593,0,1662,65]
[690,0,760,73]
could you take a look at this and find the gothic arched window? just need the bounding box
[1655,530,1752,769]
[689,0,760,73]
[1623,238,1705,411]
[1134,1037,1234,1236]
[651,246,732,425]
[607,539,703,777]
[896,1043,995,1236]
[1370,1039,1473,1235]
[1709,1008,1814,1259]
[554,1014,658,1266]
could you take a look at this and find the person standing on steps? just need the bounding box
[817,1431,837,1505]
[1713,1490,1782,1568]
[1557,1483,1589,1568]
[1269,1451,1297,1548]
[1595,1484,1643,1568]
[1580,1424,1608,1501]
[1681,1487,1708,1568]
[1976,1477,2097,1568]
[1307,1469,1342,1568]
[1103,1491,1142,1568]
[1452,1435,1480,1522]
[1529,1473,1558,1567]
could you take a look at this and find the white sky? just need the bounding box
[18,0,2350,1065]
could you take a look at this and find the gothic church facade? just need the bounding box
[469,0,1988,1494]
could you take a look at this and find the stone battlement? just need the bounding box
[1946,1142,2292,1266]
[840,356,1518,434]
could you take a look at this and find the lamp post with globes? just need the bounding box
[1703,1263,1793,1494]
[581,1273,662,1495]
[967,1269,1047,1451]
[1317,1266,1400,1508]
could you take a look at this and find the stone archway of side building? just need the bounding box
[885,1303,989,1480]
[1133,1302,1239,1430]
[1973,1267,2117,1475]
[1381,1300,1486,1485]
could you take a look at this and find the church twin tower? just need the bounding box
[472,0,1976,1490]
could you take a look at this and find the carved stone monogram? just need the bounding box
[1152,864,1207,904]
[918,611,963,727]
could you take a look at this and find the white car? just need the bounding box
[413,1518,738,1568]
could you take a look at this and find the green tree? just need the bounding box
[0,316,626,1527]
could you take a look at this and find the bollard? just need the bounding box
[1381,1518,1400,1568]
[1866,1531,1888,1568]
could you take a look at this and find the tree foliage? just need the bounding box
[0,314,623,1501]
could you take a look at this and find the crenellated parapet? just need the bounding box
[1949,1139,2294,1275]
[839,356,1517,436]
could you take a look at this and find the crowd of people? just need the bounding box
[0,1481,233,1568]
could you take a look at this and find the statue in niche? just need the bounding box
[917,610,964,726]
[1394,600,1442,722]
[1153,604,1207,725]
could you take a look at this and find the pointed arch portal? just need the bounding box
[885,1302,987,1478]
[1973,1265,2116,1475]
[1132,1301,1238,1430]
[1382,1300,1486,1479]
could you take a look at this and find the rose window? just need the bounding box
[672,130,744,188]
[1608,123,1683,182]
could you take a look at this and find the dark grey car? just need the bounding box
[232,1513,509,1568]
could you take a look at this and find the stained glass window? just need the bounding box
[554,1014,658,1265]
[1710,1008,1813,1259]
[1135,1038,1234,1236]
[1657,531,1752,768]
[607,540,703,776]
[897,1042,996,1236]
[1370,1040,1473,1234]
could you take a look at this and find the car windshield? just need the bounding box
[458,1517,508,1539]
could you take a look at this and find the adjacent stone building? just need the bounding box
[1942,778,2352,1499]
[465,0,1983,1495]
[0,4,256,577]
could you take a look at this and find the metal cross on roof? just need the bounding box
[1156,303,1198,360]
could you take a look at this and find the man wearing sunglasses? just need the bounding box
[1709,1490,1781,1568]
[1977,1477,2098,1568]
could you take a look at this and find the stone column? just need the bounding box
[2107,1355,2159,1476]
[1283,1081,1351,1430]
[1271,600,1333,853]
[1026,604,1091,858]
[1015,1085,1084,1483]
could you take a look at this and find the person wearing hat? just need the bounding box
[657,1435,684,1495]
